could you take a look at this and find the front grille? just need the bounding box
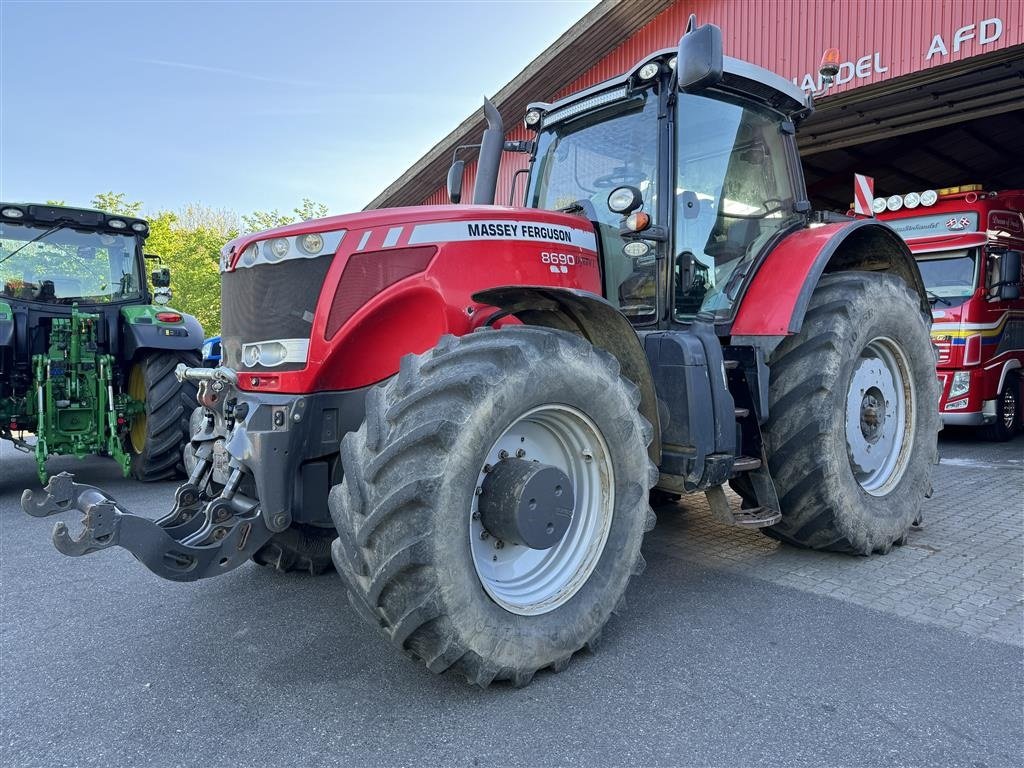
[220,256,333,372]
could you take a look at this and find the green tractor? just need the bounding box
[0,203,203,484]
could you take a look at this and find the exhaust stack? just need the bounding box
[472,97,504,205]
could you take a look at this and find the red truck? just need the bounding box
[877,187,1023,439]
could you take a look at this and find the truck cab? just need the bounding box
[877,187,1024,438]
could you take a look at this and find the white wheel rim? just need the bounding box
[844,336,916,495]
[469,405,614,616]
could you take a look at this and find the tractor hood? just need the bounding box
[220,205,598,272]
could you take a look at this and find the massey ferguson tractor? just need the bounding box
[23,20,939,687]
[2,203,202,483]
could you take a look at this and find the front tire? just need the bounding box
[127,350,200,481]
[983,374,1020,441]
[329,328,656,686]
[752,272,939,554]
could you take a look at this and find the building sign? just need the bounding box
[793,15,1006,94]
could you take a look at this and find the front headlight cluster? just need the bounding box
[240,338,310,368]
[231,227,346,271]
[949,371,971,399]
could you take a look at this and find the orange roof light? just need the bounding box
[819,48,841,78]
[938,184,983,197]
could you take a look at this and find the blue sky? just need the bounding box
[1,0,596,216]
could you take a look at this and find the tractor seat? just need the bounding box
[704,218,760,264]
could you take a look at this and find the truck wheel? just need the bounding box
[983,374,1020,441]
[329,328,656,686]
[252,524,335,575]
[757,271,939,554]
[127,350,200,481]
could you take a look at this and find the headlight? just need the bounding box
[920,189,938,206]
[524,109,542,128]
[241,243,258,266]
[886,195,903,211]
[903,192,921,209]
[299,233,324,255]
[872,197,887,214]
[608,186,641,214]
[267,238,290,261]
[1,207,24,218]
[131,222,148,233]
[108,219,127,229]
[637,62,660,80]
[949,371,971,398]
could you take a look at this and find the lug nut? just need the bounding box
[582,449,593,462]
[495,540,504,549]
[498,449,509,460]
[480,530,490,540]
[483,463,493,473]
[516,449,526,458]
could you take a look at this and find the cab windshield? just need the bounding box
[527,92,660,320]
[0,222,142,304]
[917,248,978,307]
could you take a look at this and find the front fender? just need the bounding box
[122,306,204,358]
[732,220,928,339]
[474,286,661,464]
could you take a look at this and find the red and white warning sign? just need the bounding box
[853,173,874,216]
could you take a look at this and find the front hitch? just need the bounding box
[21,442,275,582]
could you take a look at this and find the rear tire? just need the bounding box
[754,271,939,554]
[329,328,656,686]
[127,350,200,481]
[983,374,1020,441]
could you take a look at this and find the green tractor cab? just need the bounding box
[0,203,203,484]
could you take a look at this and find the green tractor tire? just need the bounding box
[127,350,200,482]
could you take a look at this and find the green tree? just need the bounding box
[91,191,143,217]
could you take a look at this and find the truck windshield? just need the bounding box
[0,222,142,304]
[527,92,660,320]
[917,248,978,307]
[674,93,800,320]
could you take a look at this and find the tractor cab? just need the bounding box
[520,31,809,328]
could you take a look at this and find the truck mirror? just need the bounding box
[151,267,171,288]
[447,160,465,205]
[997,250,1021,300]
[676,15,723,93]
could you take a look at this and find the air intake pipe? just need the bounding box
[472,97,503,205]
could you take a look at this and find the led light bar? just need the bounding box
[542,86,630,128]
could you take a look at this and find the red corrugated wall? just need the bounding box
[425,0,1022,206]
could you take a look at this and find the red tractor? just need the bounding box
[23,19,939,687]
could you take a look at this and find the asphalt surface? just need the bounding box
[1,434,1021,768]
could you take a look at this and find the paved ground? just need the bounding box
[1,432,1021,767]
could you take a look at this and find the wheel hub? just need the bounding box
[844,337,915,495]
[479,458,574,550]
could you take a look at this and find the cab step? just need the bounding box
[705,484,780,529]
[732,455,761,472]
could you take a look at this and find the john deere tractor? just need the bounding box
[1,203,202,483]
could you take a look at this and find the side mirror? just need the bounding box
[447,160,465,204]
[676,14,723,93]
[997,250,1021,300]
[151,266,171,288]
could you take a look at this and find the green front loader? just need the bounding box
[0,203,203,484]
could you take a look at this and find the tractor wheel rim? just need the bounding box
[844,336,915,495]
[128,363,147,454]
[1002,387,1017,430]
[470,404,614,616]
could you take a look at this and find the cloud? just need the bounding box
[135,58,324,88]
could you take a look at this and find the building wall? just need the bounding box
[425,0,1021,207]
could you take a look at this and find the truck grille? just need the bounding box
[220,256,333,372]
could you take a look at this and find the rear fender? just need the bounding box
[121,306,204,359]
[473,286,661,464]
[731,220,928,346]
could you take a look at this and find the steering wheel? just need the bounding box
[593,166,647,189]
